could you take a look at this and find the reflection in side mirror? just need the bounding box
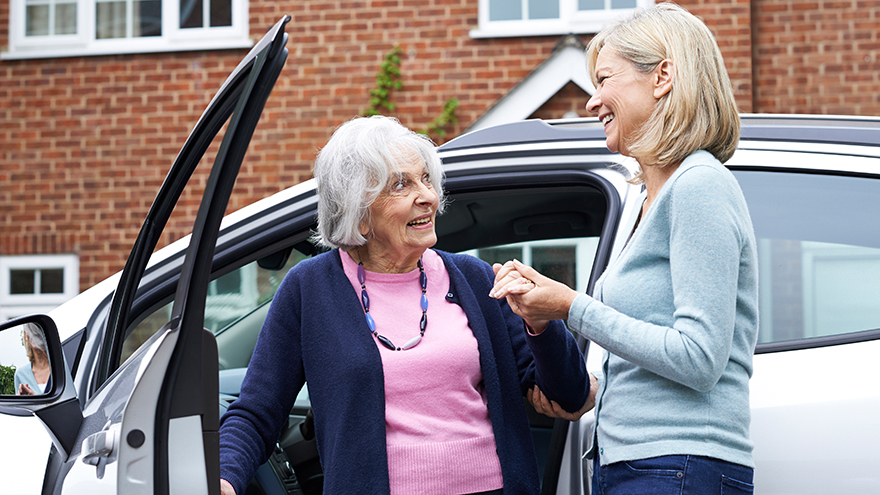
[0,322,52,397]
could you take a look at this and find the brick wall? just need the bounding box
[752,0,880,114]
[1,0,879,291]
[684,0,754,112]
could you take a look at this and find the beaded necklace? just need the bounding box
[357,258,428,351]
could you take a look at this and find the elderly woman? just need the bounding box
[492,4,758,494]
[14,323,50,395]
[219,115,590,495]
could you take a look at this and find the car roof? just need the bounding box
[439,114,880,177]
[441,113,880,149]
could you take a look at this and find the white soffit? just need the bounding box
[468,38,596,132]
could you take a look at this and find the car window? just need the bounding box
[121,249,312,365]
[734,170,880,345]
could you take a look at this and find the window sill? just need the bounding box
[469,24,605,39]
[1,36,255,60]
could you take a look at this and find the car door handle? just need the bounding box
[82,423,120,479]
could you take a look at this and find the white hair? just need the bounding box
[313,115,446,250]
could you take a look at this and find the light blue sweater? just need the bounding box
[569,150,759,468]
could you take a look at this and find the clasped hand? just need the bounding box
[489,259,578,334]
[490,259,595,420]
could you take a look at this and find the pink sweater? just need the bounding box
[340,249,504,494]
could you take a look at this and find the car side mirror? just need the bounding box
[0,314,83,459]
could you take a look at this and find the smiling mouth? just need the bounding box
[602,114,615,126]
[408,217,432,227]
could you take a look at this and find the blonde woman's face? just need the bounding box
[586,49,660,157]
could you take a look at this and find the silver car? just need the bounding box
[1,17,879,495]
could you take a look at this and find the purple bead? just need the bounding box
[365,313,376,332]
[361,289,370,310]
[420,271,427,290]
[421,294,428,311]
[357,264,366,285]
[420,313,427,332]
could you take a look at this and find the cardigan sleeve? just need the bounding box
[468,256,590,414]
[218,270,306,495]
[568,164,746,392]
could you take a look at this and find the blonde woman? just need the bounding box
[15,324,50,395]
[491,4,757,494]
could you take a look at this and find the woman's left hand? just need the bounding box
[490,260,578,332]
[528,372,598,421]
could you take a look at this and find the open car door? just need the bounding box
[95,17,289,495]
[0,16,289,495]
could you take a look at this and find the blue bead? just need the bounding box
[421,294,428,311]
[361,289,370,310]
[420,314,427,332]
[365,313,376,332]
[420,271,427,290]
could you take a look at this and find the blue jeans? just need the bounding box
[591,455,754,495]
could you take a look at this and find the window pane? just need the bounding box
[611,0,636,8]
[120,250,311,366]
[10,270,35,295]
[735,170,880,344]
[214,269,242,295]
[532,246,576,289]
[489,0,522,21]
[40,269,64,294]
[55,3,78,34]
[134,0,162,36]
[26,4,50,36]
[578,0,604,10]
[180,0,204,28]
[529,0,559,19]
[475,247,522,267]
[210,0,232,27]
[96,1,127,39]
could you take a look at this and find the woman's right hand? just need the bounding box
[528,373,599,421]
[220,479,236,495]
[490,260,579,331]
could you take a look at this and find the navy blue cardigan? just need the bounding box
[219,249,589,494]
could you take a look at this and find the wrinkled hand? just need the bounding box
[17,383,35,396]
[528,373,598,421]
[220,479,236,495]
[490,260,578,333]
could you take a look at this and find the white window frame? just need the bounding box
[471,0,655,39]
[2,0,251,60]
[0,254,79,319]
[463,237,599,293]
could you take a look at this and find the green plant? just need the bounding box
[363,46,403,117]
[0,364,16,395]
[419,98,459,139]
[362,46,459,140]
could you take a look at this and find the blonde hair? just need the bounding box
[586,2,739,173]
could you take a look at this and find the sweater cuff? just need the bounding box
[567,293,596,335]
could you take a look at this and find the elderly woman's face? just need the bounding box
[362,153,439,265]
[586,49,662,157]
